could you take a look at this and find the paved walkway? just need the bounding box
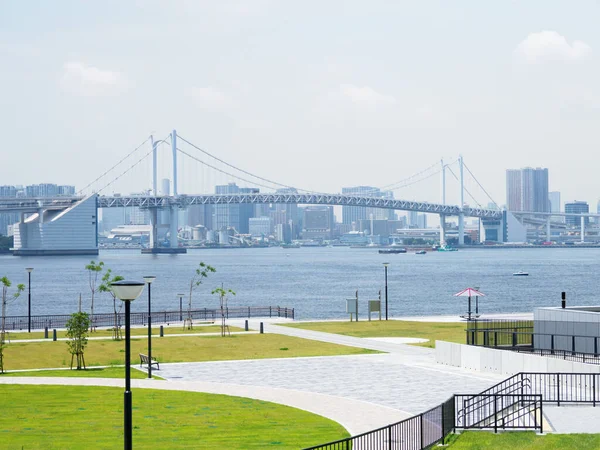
[3,316,599,436]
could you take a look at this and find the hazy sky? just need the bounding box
[2,1,599,209]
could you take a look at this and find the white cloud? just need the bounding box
[339,84,396,107]
[190,86,232,109]
[61,62,123,96]
[515,31,591,63]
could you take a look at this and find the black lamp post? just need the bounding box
[111,280,145,450]
[383,263,389,320]
[26,268,33,332]
[178,293,185,322]
[143,276,156,379]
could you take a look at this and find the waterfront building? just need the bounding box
[417,214,428,229]
[275,188,299,239]
[212,183,257,234]
[249,217,272,237]
[565,201,589,227]
[187,204,213,229]
[12,195,98,255]
[506,167,549,213]
[341,186,394,225]
[408,211,419,228]
[302,206,334,240]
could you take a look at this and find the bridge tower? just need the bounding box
[458,154,465,246]
[439,159,446,245]
[143,129,185,254]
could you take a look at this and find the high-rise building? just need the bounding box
[565,201,589,227]
[249,217,271,237]
[506,168,549,212]
[408,211,419,228]
[212,183,258,233]
[417,214,428,229]
[549,192,561,213]
[274,188,299,239]
[302,206,334,240]
[341,186,393,226]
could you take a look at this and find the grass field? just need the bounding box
[7,324,240,341]
[0,385,349,449]
[283,320,468,348]
[2,333,379,370]
[447,431,600,449]
[0,367,161,379]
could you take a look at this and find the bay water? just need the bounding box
[0,247,598,320]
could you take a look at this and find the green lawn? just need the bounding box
[283,320,468,348]
[0,367,162,379]
[2,333,379,370]
[0,385,349,449]
[448,431,600,449]
[7,324,239,341]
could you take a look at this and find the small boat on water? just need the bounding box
[513,271,529,276]
[379,248,407,254]
[415,250,427,255]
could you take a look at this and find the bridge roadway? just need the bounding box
[97,193,503,219]
[0,193,503,218]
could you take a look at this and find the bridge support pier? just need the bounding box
[169,205,178,249]
[439,214,445,244]
[581,216,585,243]
[458,213,464,246]
[546,217,551,242]
[150,209,158,248]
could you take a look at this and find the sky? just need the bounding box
[2,1,600,210]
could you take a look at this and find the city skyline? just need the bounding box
[2,2,600,209]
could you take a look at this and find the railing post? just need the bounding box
[494,395,498,433]
[494,331,497,347]
[572,335,576,355]
[269,306,272,318]
[531,333,535,349]
[441,401,445,445]
[595,337,598,357]
[484,330,489,347]
[557,374,561,407]
[388,425,392,450]
[593,375,597,407]
[551,335,555,354]
[512,332,517,348]
[539,396,543,434]
[248,306,251,318]
[420,414,424,450]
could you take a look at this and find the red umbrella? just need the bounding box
[454,288,485,320]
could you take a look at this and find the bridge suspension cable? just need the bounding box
[77,136,151,195]
[177,134,303,192]
[462,162,500,210]
[176,147,295,192]
[446,165,483,209]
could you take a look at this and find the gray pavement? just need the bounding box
[3,316,599,436]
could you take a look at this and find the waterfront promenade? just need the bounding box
[2,315,600,440]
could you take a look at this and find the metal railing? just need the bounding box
[304,371,599,449]
[465,324,600,365]
[2,306,294,331]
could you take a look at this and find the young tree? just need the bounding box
[66,311,91,370]
[85,260,104,331]
[0,277,25,373]
[212,286,235,337]
[98,269,125,340]
[185,262,216,329]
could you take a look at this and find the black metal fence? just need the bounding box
[465,319,600,365]
[304,372,600,450]
[2,306,294,331]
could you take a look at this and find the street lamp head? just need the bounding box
[382,262,389,267]
[143,275,156,284]
[26,267,34,273]
[111,280,145,302]
[177,293,185,297]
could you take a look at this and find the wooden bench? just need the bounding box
[139,353,159,370]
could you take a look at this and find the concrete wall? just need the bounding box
[436,341,600,376]
[534,307,600,354]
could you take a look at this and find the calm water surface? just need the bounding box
[1,247,599,320]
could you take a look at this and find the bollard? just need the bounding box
[561,292,566,309]
[44,327,48,339]
[160,325,164,337]
[52,329,57,341]
[245,320,249,332]
[260,322,264,334]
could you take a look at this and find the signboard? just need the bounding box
[368,300,381,312]
[346,299,357,314]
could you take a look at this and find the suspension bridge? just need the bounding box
[3,129,505,255]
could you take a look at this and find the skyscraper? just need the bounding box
[565,201,589,227]
[341,186,394,226]
[506,168,549,213]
